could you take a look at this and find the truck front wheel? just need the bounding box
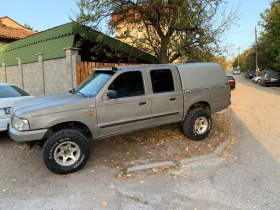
[42,129,90,174]
[183,108,212,141]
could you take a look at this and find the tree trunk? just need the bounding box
[159,37,169,64]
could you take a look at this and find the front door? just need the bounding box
[96,70,151,137]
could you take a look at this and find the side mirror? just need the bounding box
[107,90,118,99]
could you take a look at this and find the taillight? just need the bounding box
[265,78,269,81]
[229,80,235,83]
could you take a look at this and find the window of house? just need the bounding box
[108,71,145,98]
[150,69,175,93]
[135,29,141,39]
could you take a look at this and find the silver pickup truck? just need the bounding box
[9,63,231,174]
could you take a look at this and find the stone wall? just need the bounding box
[0,48,81,96]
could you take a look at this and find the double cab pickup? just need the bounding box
[9,63,231,174]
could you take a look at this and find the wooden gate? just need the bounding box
[76,61,145,86]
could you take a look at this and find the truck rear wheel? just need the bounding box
[183,108,212,141]
[42,129,90,174]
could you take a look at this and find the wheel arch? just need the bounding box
[186,101,211,115]
[49,121,92,139]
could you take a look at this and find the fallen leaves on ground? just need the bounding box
[92,110,232,173]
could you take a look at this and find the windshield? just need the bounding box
[0,85,30,98]
[75,72,113,97]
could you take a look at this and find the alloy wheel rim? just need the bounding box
[194,117,208,135]
[54,141,81,166]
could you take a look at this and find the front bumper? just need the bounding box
[9,126,49,142]
[0,117,9,132]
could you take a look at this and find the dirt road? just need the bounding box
[231,73,280,163]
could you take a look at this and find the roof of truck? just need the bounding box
[109,62,220,71]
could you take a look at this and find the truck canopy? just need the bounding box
[174,63,228,90]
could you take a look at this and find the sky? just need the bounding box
[1,0,273,61]
[223,0,272,61]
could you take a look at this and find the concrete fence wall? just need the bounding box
[0,47,81,96]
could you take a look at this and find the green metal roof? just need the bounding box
[0,23,159,67]
[0,35,74,66]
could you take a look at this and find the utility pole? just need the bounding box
[238,46,240,68]
[255,26,259,76]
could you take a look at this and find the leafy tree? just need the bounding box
[23,23,34,30]
[213,56,229,70]
[259,0,280,71]
[75,0,238,63]
[232,43,275,71]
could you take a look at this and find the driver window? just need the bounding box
[108,71,145,98]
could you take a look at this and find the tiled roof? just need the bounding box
[0,25,36,39]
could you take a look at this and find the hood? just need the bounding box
[0,96,33,109]
[13,92,95,119]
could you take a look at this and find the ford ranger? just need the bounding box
[9,63,231,174]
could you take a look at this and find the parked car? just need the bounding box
[9,63,231,174]
[252,76,263,83]
[233,68,241,75]
[227,75,236,90]
[245,70,255,79]
[244,71,250,79]
[0,83,32,132]
[261,72,280,87]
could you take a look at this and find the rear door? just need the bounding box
[146,67,183,126]
[96,70,152,137]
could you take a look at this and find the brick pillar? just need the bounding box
[64,47,81,88]
[16,57,24,89]
[1,61,7,83]
[36,53,45,95]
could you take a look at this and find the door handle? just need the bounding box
[139,102,147,106]
[170,97,176,101]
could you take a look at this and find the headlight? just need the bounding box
[12,116,30,131]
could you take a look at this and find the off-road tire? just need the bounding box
[42,129,90,174]
[183,108,212,141]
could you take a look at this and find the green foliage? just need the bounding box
[233,48,257,71]
[234,1,280,72]
[258,0,280,71]
[213,56,229,70]
[23,23,37,31]
[75,0,238,63]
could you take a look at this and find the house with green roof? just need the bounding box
[0,22,159,96]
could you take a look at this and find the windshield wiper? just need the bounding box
[76,91,88,97]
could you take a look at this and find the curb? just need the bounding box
[126,161,176,173]
[126,110,232,173]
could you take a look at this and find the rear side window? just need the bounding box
[109,71,145,98]
[150,69,175,93]
[266,74,274,78]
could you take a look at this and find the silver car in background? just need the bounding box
[252,76,263,83]
[0,83,32,132]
